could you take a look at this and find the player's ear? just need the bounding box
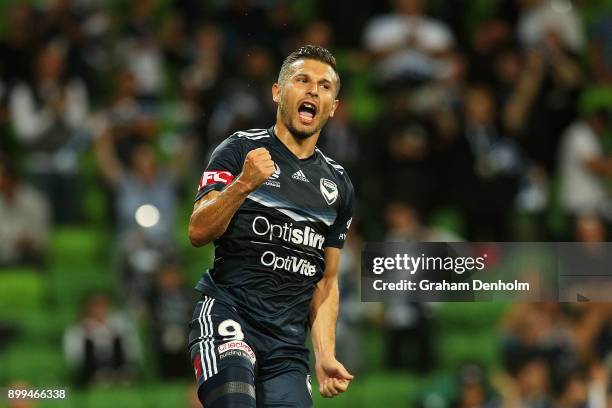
[329,99,339,118]
[272,83,280,103]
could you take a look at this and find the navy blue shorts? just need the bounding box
[188,295,312,408]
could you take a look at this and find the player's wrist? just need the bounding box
[314,351,336,362]
[234,174,257,194]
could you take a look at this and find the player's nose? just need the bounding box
[306,83,319,97]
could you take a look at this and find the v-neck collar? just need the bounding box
[268,126,318,164]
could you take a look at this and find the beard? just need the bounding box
[279,101,320,140]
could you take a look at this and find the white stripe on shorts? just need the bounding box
[206,298,217,374]
[199,297,212,380]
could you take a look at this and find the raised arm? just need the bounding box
[94,126,124,188]
[310,247,354,398]
[188,147,274,247]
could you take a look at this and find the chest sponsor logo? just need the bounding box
[261,250,317,277]
[199,171,234,190]
[264,163,281,187]
[320,178,338,205]
[292,169,310,182]
[218,340,256,365]
[252,216,324,250]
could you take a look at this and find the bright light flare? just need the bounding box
[135,204,160,228]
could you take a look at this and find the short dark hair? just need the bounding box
[277,45,340,93]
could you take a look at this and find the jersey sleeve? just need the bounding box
[194,135,245,202]
[324,178,354,249]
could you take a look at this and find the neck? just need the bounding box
[274,120,319,159]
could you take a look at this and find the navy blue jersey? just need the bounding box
[194,127,354,345]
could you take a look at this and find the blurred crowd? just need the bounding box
[410,303,612,407]
[2,0,612,405]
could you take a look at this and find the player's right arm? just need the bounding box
[188,147,275,247]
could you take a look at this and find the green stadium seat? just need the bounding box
[80,387,147,408]
[48,227,117,308]
[50,227,103,265]
[1,343,67,385]
[439,331,500,370]
[436,302,510,331]
[0,269,45,317]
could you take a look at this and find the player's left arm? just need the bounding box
[310,177,355,398]
[310,247,354,398]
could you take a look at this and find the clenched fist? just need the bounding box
[316,357,353,398]
[237,148,276,192]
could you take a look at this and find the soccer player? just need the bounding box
[188,45,354,407]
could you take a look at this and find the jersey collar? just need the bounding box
[268,126,319,164]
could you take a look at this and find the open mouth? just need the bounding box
[298,101,317,124]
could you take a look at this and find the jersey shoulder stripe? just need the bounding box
[233,129,270,140]
[247,189,337,226]
[315,148,345,175]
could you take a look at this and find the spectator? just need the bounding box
[503,29,583,171]
[384,201,460,242]
[451,363,501,408]
[558,89,612,221]
[0,160,50,267]
[363,0,455,88]
[180,22,226,155]
[160,13,190,76]
[517,0,586,54]
[449,85,525,240]
[318,100,361,190]
[147,260,192,379]
[561,215,611,300]
[501,357,553,408]
[298,20,334,51]
[569,303,612,369]
[95,131,180,305]
[551,365,590,408]
[93,69,155,169]
[372,91,437,210]
[589,12,612,84]
[63,292,141,387]
[335,221,367,375]
[380,202,452,373]
[0,4,37,87]
[117,0,164,101]
[37,0,97,89]
[95,132,178,242]
[8,41,89,223]
[206,46,276,145]
[468,19,513,85]
[493,48,524,108]
[574,214,607,243]
[501,303,576,382]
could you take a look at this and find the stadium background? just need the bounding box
[1,0,612,406]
